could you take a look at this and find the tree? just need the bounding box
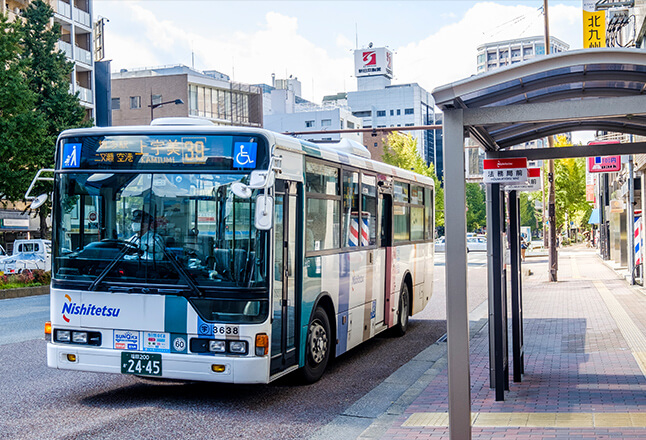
[382,131,444,229]
[0,14,46,203]
[519,192,538,230]
[548,135,591,235]
[465,182,486,231]
[18,0,90,235]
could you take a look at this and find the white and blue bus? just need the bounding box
[40,120,434,383]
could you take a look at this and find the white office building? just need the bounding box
[477,36,569,73]
[261,76,363,143]
[345,46,442,180]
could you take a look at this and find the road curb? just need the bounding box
[0,285,49,300]
[309,317,489,440]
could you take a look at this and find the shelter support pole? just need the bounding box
[443,109,472,439]
[486,183,508,401]
[628,153,635,285]
[509,191,524,382]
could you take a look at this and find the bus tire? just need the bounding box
[301,307,331,383]
[392,283,410,337]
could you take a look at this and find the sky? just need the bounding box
[94,0,585,104]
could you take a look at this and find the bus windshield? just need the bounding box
[53,172,268,295]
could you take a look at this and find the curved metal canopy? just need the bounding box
[432,48,646,150]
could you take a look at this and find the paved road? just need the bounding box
[0,253,488,440]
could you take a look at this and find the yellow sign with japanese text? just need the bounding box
[583,1,606,48]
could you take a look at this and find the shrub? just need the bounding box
[0,270,51,289]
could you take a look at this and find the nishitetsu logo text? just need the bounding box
[61,294,121,322]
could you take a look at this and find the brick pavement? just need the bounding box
[377,246,646,439]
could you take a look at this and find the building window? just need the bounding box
[111,97,120,110]
[524,46,534,57]
[347,121,355,129]
[511,48,521,58]
[404,108,414,115]
[353,111,371,118]
[376,110,386,117]
[305,120,315,128]
[487,52,497,61]
[405,123,414,126]
[397,109,401,116]
[390,110,394,116]
[129,96,141,109]
[321,119,332,126]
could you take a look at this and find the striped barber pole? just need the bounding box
[635,216,642,266]
[349,216,370,247]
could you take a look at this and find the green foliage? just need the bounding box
[1,1,90,235]
[520,192,538,229]
[382,132,444,228]
[465,182,486,231]
[0,14,46,201]
[547,135,591,232]
[0,269,51,289]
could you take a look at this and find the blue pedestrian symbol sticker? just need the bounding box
[233,142,257,169]
[62,143,81,168]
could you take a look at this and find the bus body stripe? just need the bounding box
[336,253,351,356]
[164,296,188,333]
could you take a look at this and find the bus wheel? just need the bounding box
[392,283,410,337]
[301,307,331,383]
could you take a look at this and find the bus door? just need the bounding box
[379,192,396,327]
[271,180,299,375]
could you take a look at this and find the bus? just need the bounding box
[36,120,435,384]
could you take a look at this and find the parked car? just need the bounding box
[0,239,51,274]
[435,235,488,253]
[434,236,445,252]
[467,236,487,252]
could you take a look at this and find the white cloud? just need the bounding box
[395,2,582,93]
[100,2,583,103]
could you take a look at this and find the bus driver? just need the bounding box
[128,209,165,261]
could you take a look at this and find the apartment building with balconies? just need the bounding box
[0,0,95,245]
[1,0,96,120]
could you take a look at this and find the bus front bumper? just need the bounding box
[47,343,271,384]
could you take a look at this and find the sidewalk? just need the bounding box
[316,245,646,439]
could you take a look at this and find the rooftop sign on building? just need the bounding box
[354,47,393,79]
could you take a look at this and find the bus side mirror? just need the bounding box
[255,194,273,230]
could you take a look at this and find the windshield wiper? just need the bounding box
[88,240,139,291]
[161,247,203,297]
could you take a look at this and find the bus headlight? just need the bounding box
[55,330,71,342]
[228,341,248,354]
[72,332,88,344]
[209,340,226,353]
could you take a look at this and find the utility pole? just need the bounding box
[544,0,558,281]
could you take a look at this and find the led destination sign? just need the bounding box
[59,134,268,171]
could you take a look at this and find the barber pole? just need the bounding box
[635,216,642,266]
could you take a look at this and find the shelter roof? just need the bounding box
[432,49,646,150]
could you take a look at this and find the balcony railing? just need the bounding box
[77,86,93,104]
[74,46,92,66]
[58,40,73,58]
[73,7,91,27]
[56,0,71,18]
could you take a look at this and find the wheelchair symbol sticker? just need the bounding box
[233,142,257,169]
[62,143,81,168]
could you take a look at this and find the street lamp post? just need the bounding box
[149,96,184,122]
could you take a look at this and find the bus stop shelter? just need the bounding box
[431,48,646,439]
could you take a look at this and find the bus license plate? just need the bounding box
[121,352,162,377]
